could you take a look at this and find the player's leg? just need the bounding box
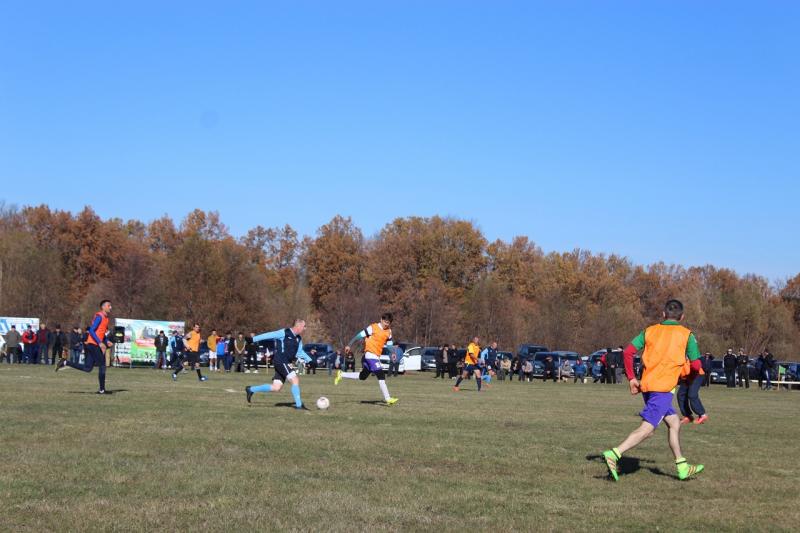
[454,368,468,390]
[664,413,704,479]
[191,352,206,381]
[374,366,397,405]
[61,344,98,373]
[97,348,107,393]
[287,374,304,408]
[475,368,482,391]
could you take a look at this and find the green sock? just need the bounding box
[613,448,621,459]
[676,457,686,465]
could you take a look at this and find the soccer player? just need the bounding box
[602,299,704,481]
[245,319,312,410]
[56,300,112,394]
[453,336,482,392]
[173,323,208,382]
[333,313,398,406]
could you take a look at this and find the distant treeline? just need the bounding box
[1,203,798,359]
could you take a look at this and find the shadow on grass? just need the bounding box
[586,454,657,480]
[67,389,129,395]
[359,400,389,406]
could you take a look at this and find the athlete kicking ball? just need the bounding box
[603,299,704,481]
[245,319,312,410]
[334,313,398,406]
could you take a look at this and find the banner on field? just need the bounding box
[114,318,185,365]
[0,317,40,350]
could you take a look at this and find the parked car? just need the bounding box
[302,343,335,368]
[708,360,726,384]
[550,351,581,379]
[517,344,549,361]
[419,346,439,371]
[379,346,423,373]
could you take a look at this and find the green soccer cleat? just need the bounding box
[334,369,342,386]
[386,397,399,406]
[676,461,704,480]
[603,449,620,481]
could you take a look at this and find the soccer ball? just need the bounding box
[315,396,330,410]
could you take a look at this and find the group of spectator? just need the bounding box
[718,348,777,390]
[1,323,96,365]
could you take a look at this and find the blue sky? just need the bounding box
[1,1,798,280]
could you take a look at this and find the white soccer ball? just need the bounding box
[316,396,330,410]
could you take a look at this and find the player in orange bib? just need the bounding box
[602,299,704,481]
[334,313,398,406]
[56,299,112,394]
[453,336,483,392]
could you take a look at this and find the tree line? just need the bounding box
[1,202,798,359]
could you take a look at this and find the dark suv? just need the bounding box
[517,344,549,361]
[302,343,335,368]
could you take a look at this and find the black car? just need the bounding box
[517,344,549,361]
[420,346,439,371]
[302,342,335,368]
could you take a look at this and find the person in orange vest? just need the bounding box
[56,300,112,394]
[602,299,704,481]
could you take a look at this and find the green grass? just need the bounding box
[1,365,798,532]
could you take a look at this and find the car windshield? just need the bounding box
[534,354,553,362]
[422,348,439,356]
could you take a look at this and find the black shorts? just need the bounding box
[273,361,295,383]
[185,350,200,365]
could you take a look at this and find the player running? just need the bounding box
[172,323,208,382]
[245,319,312,410]
[453,336,483,392]
[334,313,398,406]
[602,299,704,481]
[56,299,112,394]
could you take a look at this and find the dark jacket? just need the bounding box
[723,354,737,369]
[69,331,82,349]
[52,330,66,348]
[154,334,169,351]
[736,354,749,367]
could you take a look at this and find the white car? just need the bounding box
[379,346,422,373]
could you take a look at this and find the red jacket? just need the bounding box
[22,330,37,345]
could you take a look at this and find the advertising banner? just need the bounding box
[114,318,185,365]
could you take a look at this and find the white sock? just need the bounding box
[341,372,360,379]
[378,380,391,401]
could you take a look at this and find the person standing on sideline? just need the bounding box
[154,330,169,370]
[435,345,445,379]
[762,350,775,390]
[57,300,113,394]
[602,299,704,481]
[723,349,737,388]
[736,348,750,389]
[173,323,207,382]
[3,325,22,364]
[343,346,355,371]
[21,325,36,364]
[34,323,50,365]
[605,347,618,384]
[246,319,312,409]
[701,353,713,387]
[207,329,219,372]
[245,332,259,374]
[233,332,247,373]
[448,343,458,379]
[222,332,234,372]
[50,325,66,365]
[389,344,402,377]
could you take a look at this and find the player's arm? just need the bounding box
[347,326,370,348]
[623,330,645,394]
[296,339,312,363]
[479,347,488,362]
[686,333,702,373]
[88,315,104,346]
[253,329,284,343]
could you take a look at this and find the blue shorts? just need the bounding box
[640,391,676,427]
[363,358,382,374]
[465,364,481,373]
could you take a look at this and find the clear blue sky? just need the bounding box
[1,1,797,280]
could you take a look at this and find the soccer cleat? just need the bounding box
[96,390,106,395]
[676,460,704,480]
[246,386,253,404]
[55,359,67,372]
[199,376,208,382]
[603,449,620,481]
[452,386,460,392]
[693,414,709,425]
[172,373,178,381]
[386,397,399,406]
[295,404,310,411]
[334,370,342,386]
[245,369,250,373]
[680,416,693,425]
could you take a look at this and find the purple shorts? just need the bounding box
[363,358,383,374]
[639,391,676,427]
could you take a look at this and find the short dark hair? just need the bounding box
[381,312,394,323]
[99,299,111,307]
[664,299,684,320]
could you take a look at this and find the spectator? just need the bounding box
[605,347,618,384]
[723,349,737,388]
[615,346,625,383]
[3,325,22,364]
[234,333,247,373]
[598,352,608,383]
[22,325,37,364]
[389,345,402,377]
[560,358,573,382]
[435,345,446,379]
[762,350,775,390]
[223,332,234,372]
[543,355,557,382]
[245,332,259,373]
[736,348,750,389]
[35,323,50,365]
[499,356,511,381]
[343,346,355,371]
[207,329,219,372]
[327,349,338,376]
[69,326,83,365]
[510,356,520,381]
[307,348,318,374]
[591,359,604,383]
[523,359,533,382]
[701,352,713,387]
[154,330,169,370]
[51,324,66,365]
[448,344,458,378]
[573,358,588,383]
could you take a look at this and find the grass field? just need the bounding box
[1,364,798,532]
